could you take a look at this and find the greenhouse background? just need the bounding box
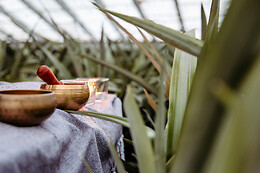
[0,0,229,41]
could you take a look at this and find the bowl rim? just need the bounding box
[0,89,54,96]
[40,83,89,89]
[76,77,109,82]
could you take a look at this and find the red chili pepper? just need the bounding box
[37,65,62,85]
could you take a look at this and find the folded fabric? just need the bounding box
[0,82,123,173]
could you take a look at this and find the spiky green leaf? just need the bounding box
[166,30,197,158]
[94,3,203,57]
[124,85,156,173]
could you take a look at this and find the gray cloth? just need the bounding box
[0,82,123,173]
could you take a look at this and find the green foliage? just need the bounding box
[205,55,260,173]
[166,30,197,158]
[173,0,260,172]
[108,139,126,173]
[95,3,203,57]
[94,0,259,172]
[154,65,166,173]
[124,85,156,173]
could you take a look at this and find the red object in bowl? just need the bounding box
[37,65,62,85]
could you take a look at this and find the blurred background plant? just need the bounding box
[0,0,259,172]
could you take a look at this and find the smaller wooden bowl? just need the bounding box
[61,79,96,105]
[0,90,56,126]
[40,83,90,110]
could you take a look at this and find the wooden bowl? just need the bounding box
[0,90,56,126]
[40,83,90,110]
[60,79,96,105]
